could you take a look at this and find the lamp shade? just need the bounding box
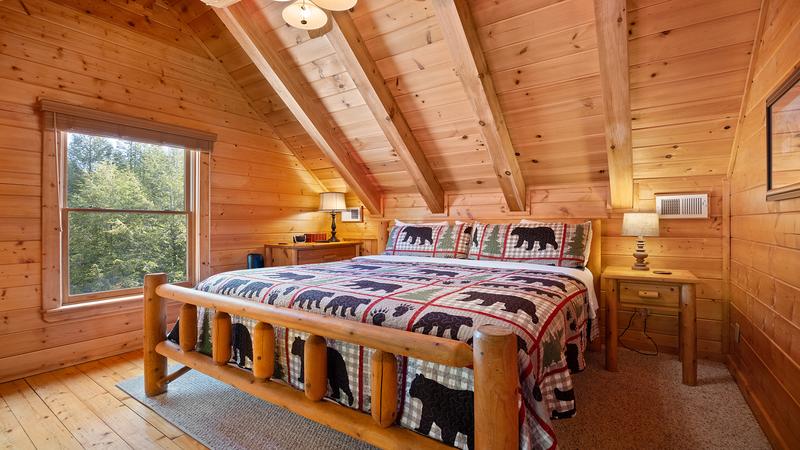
[282,1,329,30]
[313,0,357,11]
[319,192,347,211]
[621,212,660,237]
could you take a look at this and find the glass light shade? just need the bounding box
[621,212,660,237]
[200,0,240,7]
[313,0,357,11]
[282,1,329,30]
[319,192,347,211]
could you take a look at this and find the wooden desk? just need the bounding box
[264,241,361,267]
[601,266,701,385]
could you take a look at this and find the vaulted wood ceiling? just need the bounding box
[167,0,760,213]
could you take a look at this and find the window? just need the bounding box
[64,133,192,303]
[40,100,214,319]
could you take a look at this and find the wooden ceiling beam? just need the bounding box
[215,3,382,215]
[327,11,445,213]
[431,0,527,211]
[594,0,634,209]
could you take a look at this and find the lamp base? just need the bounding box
[631,238,650,271]
[327,211,339,242]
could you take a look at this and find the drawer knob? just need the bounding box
[638,290,660,299]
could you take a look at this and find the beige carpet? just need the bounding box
[552,348,771,450]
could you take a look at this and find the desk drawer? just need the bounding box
[297,246,357,265]
[619,281,679,309]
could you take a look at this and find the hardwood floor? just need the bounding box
[0,350,206,449]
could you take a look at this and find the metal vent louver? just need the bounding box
[655,193,709,219]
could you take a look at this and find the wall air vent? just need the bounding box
[655,193,709,219]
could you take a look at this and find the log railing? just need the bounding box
[144,273,519,450]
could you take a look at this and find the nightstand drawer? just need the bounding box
[297,246,358,265]
[619,281,679,308]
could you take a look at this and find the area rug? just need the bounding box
[118,370,377,450]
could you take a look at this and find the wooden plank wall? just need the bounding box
[346,174,725,359]
[0,0,328,382]
[727,0,800,447]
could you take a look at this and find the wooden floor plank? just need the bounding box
[0,380,82,449]
[25,372,131,449]
[0,394,35,450]
[172,434,207,450]
[54,366,177,450]
[77,359,133,401]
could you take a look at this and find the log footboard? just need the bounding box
[143,273,520,450]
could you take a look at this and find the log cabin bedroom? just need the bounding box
[0,0,798,449]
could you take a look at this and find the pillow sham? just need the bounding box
[394,219,448,226]
[468,221,592,268]
[519,218,593,264]
[383,222,472,258]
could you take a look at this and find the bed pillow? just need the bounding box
[468,221,592,268]
[520,219,593,265]
[383,222,472,258]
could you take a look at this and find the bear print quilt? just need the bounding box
[185,256,598,450]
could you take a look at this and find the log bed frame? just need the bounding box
[143,219,602,450]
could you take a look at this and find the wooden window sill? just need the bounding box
[42,295,143,323]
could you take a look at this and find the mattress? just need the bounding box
[181,255,599,450]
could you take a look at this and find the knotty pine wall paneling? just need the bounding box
[727,0,800,447]
[0,0,328,382]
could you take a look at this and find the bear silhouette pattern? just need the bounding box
[268,272,315,281]
[417,268,458,277]
[219,278,248,295]
[411,312,473,339]
[344,280,401,293]
[457,291,539,323]
[290,337,354,406]
[323,295,371,317]
[507,276,567,292]
[238,281,273,299]
[409,374,474,449]
[402,226,434,245]
[511,226,559,251]
[231,322,253,368]
[294,290,335,310]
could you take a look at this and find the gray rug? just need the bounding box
[118,370,377,450]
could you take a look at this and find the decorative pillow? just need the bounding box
[468,221,592,268]
[383,223,472,258]
[520,219,593,264]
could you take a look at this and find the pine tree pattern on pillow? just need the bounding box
[467,222,591,268]
[383,223,471,258]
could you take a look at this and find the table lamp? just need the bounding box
[621,212,660,271]
[319,192,347,242]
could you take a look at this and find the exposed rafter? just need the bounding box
[594,0,634,209]
[431,0,527,212]
[215,3,382,215]
[327,11,445,213]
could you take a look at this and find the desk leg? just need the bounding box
[680,283,697,385]
[606,279,619,371]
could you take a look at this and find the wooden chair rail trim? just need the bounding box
[155,341,455,450]
[154,283,474,367]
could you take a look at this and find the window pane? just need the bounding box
[66,133,186,211]
[68,211,188,295]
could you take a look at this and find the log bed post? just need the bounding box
[370,350,398,427]
[213,312,232,365]
[252,322,275,382]
[304,335,328,401]
[144,273,168,397]
[473,325,519,450]
[179,304,197,352]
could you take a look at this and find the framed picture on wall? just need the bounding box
[341,206,363,223]
[766,66,800,201]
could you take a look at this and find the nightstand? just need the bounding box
[601,266,701,385]
[264,241,361,267]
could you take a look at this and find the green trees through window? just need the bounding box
[66,133,189,297]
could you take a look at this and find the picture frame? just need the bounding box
[766,66,800,201]
[340,206,363,223]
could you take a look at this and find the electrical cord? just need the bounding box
[618,309,659,356]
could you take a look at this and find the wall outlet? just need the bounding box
[733,323,741,343]
[637,307,650,318]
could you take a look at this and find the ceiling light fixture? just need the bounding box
[200,0,241,7]
[281,0,357,30]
